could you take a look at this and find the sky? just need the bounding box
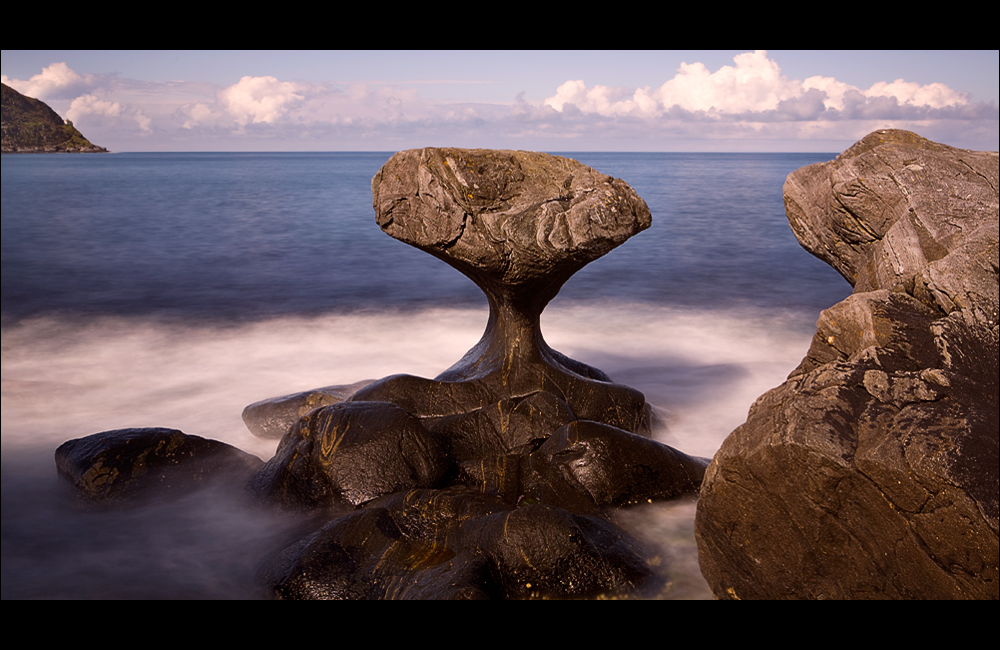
[2,50,998,153]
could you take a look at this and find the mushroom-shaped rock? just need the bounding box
[356,148,653,434]
[240,149,710,599]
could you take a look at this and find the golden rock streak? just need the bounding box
[319,411,348,461]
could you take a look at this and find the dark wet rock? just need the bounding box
[258,486,654,600]
[524,420,708,512]
[696,130,999,600]
[55,427,263,504]
[241,379,375,439]
[246,401,448,509]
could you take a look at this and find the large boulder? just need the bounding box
[371,147,652,310]
[695,130,999,599]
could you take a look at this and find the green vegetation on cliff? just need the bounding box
[1,82,109,153]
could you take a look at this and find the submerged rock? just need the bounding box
[695,130,999,600]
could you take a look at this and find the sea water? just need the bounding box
[1,151,850,599]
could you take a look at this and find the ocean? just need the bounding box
[1,151,851,599]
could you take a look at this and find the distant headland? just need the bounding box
[1,82,109,153]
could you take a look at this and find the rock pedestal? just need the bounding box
[356,148,656,432]
[245,149,708,598]
[695,130,999,599]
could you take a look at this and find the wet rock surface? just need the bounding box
[258,486,656,600]
[55,428,263,504]
[246,401,449,509]
[242,380,375,440]
[695,130,999,599]
[56,149,707,599]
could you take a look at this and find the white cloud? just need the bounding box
[218,76,305,126]
[863,79,967,109]
[66,94,122,123]
[5,63,156,138]
[5,55,993,152]
[178,102,219,129]
[801,75,857,111]
[133,109,152,134]
[543,80,646,116]
[1,61,95,100]
[655,51,799,114]
[543,50,975,120]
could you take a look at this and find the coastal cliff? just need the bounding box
[695,130,999,599]
[1,82,108,153]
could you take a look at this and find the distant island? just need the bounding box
[1,82,109,153]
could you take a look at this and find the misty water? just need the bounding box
[1,151,850,599]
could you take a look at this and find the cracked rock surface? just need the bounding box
[695,130,999,599]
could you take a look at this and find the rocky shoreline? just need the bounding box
[53,132,998,599]
[3,144,109,153]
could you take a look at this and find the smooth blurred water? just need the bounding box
[1,151,851,599]
[2,151,846,322]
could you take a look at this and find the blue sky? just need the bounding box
[3,50,997,153]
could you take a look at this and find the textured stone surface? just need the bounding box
[246,401,448,509]
[55,427,263,504]
[258,486,655,600]
[696,130,999,600]
[242,380,375,439]
[371,147,652,303]
[358,148,655,432]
